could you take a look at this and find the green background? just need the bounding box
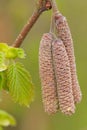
[0,0,87,130]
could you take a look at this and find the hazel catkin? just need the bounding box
[39,32,76,115]
[54,12,82,104]
[39,33,58,114]
[52,39,75,115]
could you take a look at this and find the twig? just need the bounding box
[51,0,59,13]
[12,0,52,48]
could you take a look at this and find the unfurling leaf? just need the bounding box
[7,62,34,106]
[6,47,25,59]
[0,43,9,53]
[6,47,18,59]
[0,110,16,127]
[16,48,25,58]
[0,43,25,59]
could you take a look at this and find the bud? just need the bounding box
[54,12,82,104]
[39,33,58,114]
[0,43,9,53]
[52,39,75,115]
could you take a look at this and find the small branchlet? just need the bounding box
[12,0,52,48]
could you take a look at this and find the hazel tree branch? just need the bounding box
[12,0,52,48]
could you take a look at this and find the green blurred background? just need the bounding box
[0,0,87,130]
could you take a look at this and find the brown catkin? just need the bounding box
[54,12,82,104]
[39,33,58,114]
[52,39,75,115]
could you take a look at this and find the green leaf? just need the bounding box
[0,43,9,53]
[6,47,25,59]
[0,72,8,91]
[0,110,16,127]
[0,52,7,72]
[2,72,9,91]
[0,43,25,60]
[7,62,34,106]
[6,47,18,59]
[16,48,25,58]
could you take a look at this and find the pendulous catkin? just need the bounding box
[39,33,58,114]
[52,39,75,115]
[39,32,76,115]
[54,12,82,104]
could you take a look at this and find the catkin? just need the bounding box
[39,33,58,114]
[52,39,75,115]
[39,33,75,115]
[54,12,82,103]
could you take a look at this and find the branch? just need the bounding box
[12,0,52,48]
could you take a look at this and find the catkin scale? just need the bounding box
[39,33,58,114]
[52,39,75,115]
[54,12,82,103]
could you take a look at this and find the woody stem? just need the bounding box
[12,0,52,48]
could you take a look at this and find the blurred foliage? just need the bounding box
[0,0,87,130]
[0,110,16,129]
[0,127,3,130]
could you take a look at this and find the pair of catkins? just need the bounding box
[39,3,82,115]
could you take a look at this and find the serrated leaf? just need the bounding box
[2,72,9,91]
[0,110,16,127]
[0,72,5,90]
[0,72,8,91]
[7,62,34,106]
